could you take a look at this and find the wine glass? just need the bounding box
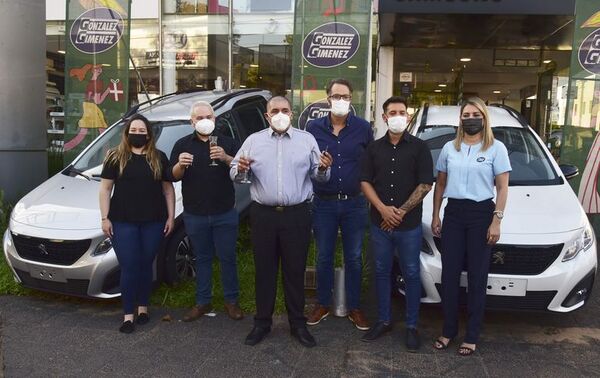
[209,136,219,166]
[239,149,252,184]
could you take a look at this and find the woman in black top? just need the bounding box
[99,114,175,333]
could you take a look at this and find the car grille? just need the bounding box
[14,268,90,297]
[435,284,556,311]
[11,233,91,266]
[432,238,563,275]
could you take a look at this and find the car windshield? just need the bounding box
[417,126,561,186]
[67,120,193,179]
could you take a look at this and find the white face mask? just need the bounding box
[387,115,408,134]
[330,99,350,117]
[194,119,215,135]
[270,112,291,132]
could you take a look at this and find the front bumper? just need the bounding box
[3,228,120,298]
[418,234,597,312]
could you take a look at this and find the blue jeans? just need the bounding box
[313,196,368,310]
[183,208,240,305]
[112,221,164,315]
[370,224,422,327]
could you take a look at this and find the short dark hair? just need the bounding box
[267,96,292,110]
[326,78,353,95]
[382,96,408,113]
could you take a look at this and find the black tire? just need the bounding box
[162,226,196,285]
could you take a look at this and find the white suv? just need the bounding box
[397,104,596,312]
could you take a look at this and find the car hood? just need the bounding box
[423,183,588,235]
[11,173,102,231]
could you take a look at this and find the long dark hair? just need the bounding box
[104,114,162,180]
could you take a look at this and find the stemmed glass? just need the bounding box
[209,136,219,166]
[239,149,252,184]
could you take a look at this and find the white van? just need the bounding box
[398,104,597,312]
[3,89,270,298]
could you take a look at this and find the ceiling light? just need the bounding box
[348,65,358,69]
[196,84,204,88]
[434,89,442,93]
[57,50,65,54]
[239,85,247,88]
[460,57,471,62]
[249,64,259,68]
[543,59,552,64]
[493,90,501,94]
[438,84,447,87]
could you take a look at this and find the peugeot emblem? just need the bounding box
[492,251,505,265]
[38,243,49,256]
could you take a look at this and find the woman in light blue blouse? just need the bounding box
[431,97,511,356]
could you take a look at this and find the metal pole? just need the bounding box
[228,0,233,90]
[158,0,163,95]
[364,1,374,122]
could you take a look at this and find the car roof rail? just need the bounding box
[419,103,430,130]
[489,103,528,128]
[210,88,264,110]
[123,88,209,118]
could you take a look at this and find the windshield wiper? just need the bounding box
[65,165,91,181]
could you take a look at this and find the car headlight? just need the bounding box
[562,225,594,262]
[92,237,113,256]
[421,238,434,256]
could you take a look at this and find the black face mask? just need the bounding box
[462,118,484,136]
[128,134,148,148]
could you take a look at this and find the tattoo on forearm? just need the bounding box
[400,184,432,213]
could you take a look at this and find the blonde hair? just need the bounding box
[453,97,495,152]
[104,114,163,180]
[190,101,214,118]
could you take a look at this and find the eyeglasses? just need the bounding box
[328,94,352,101]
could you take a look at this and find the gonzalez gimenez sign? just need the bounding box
[302,22,360,68]
[298,99,356,130]
[70,7,124,54]
[579,28,600,76]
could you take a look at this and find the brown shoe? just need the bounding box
[348,309,370,331]
[306,304,329,326]
[224,302,244,320]
[182,304,212,322]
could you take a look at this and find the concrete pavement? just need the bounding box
[1,286,600,377]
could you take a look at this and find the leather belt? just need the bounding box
[315,193,360,201]
[253,200,310,212]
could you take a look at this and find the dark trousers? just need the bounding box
[112,221,164,315]
[440,198,494,344]
[250,201,311,329]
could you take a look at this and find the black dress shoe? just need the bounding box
[360,321,392,342]
[244,326,271,346]
[406,328,421,352]
[291,327,316,348]
[119,320,134,334]
[136,313,149,325]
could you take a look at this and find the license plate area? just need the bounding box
[29,265,67,283]
[460,274,526,296]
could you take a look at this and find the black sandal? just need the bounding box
[433,336,451,350]
[457,344,476,356]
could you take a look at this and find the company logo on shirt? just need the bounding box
[70,7,124,54]
[298,99,356,130]
[477,157,486,162]
[578,29,600,75]
[302,22,360,68]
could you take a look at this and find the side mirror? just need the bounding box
[559,164,579,180]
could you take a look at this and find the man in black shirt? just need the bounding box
[171,101,243,322]
[360,97,433,351]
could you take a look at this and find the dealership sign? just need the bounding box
[578,28,600,75]
[69,7,124,54]
[298,99,356,130]
[302,22,360,68]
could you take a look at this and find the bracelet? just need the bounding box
[101,217,108,221]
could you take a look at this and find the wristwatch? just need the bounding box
[493,210,504,220]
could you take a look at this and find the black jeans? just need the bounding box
[440,198,494,344]
[250,201,311,329]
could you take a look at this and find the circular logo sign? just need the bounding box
[302,22,360,68]
[69,7,124,54]
[298,99,356,130]
[578,28,600,76]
